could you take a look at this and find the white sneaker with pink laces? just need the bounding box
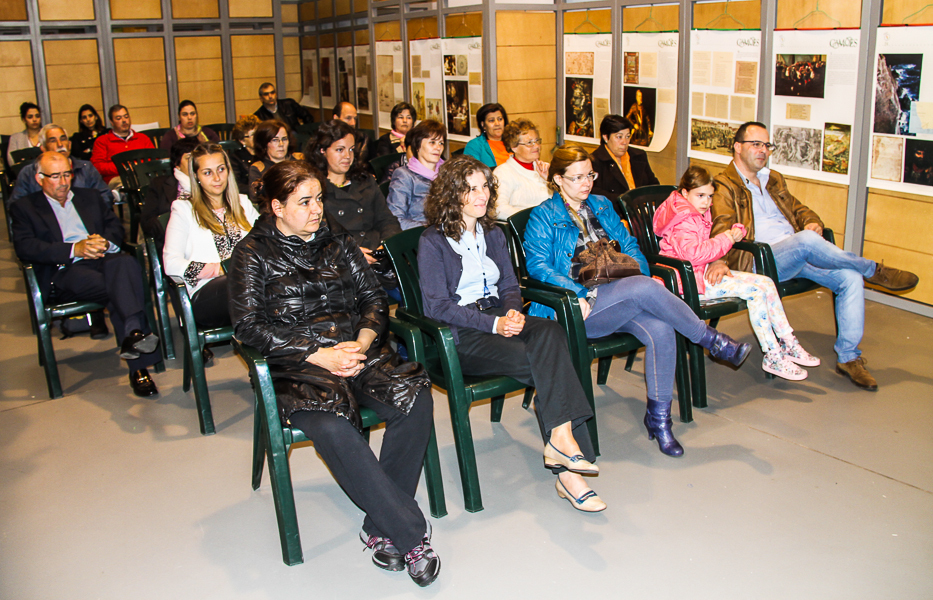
[763,350,808,381]
[780,337,821,367]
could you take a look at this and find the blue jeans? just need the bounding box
[770,230,876,363]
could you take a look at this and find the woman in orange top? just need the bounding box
[464,103,510,169]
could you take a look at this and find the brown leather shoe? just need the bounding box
[864,262,919,292]
[836,357,877,391]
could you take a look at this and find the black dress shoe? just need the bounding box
[129,368,159,397]
[120,330,160,360]
[89,312,109,340]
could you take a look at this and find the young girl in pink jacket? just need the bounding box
[653,166,818,380]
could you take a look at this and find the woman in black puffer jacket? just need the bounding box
[227,160,441,587]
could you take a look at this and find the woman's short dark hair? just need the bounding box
[424,155,498,242]
[678,166,712,193]
[598,114,633,139]
[178,99,197,115]
[390,102,417,127]
[476,103,508,136]
[20,102,40,120]
[307,119,368,181]
[405,120,447,158]
[253,120,291,161]
[256,160,327,215]
[232,114,260,142]
[170,136,200,168]
[77,104,105,135]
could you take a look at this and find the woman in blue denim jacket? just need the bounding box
[523,144,751,457]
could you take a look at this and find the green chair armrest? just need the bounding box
[646,254,703,312]
[396,307,468,391]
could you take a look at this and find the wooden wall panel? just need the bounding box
[318,0,333,19]
[39,0,95,21]
[282,3,299,23]
[374,22,401,42]
[43,39,103,136]
[407,17,438,40]
[110,0,161,20]
[0,41,36,136]
[865,190,933,304]
[777,0,860,29]
[232,34,275,119]
[0,0,28,21]
[623,5,679,32]
[337,31,353,47]
[114,38,169,127]
[172,0,218,19]
[284,37,302,103]
[693,1,761,30]
[176,36,226,125]
[336,0,352,16]
[563,9,611,34]
[445,13,483,38]
[883,0,933,25]
[355,29,369,45]
[229,0,273,18]
[299,2,315,21]
[497,11,557,162]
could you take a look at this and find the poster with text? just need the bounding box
[409,38,444,128]
[442,36,483,142]
[769,30,860,184]
[337,46,355,107]
[319,46,337,110]
[563,34,612,144]
[621,32,678,152]
[869,26,933,193]
[376,41,404,130]
[688,30,760,164]
[354,45,372,115]
[301,48,319,108]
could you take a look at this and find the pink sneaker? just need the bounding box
[763,351,808,381]
[780,337,821,367]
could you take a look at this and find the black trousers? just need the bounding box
[51,253,158,373]
[455,312,596,472]
[191,275,231,329]
[289,387,433,554]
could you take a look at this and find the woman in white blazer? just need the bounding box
[493,118,551,220]
[163,143,259,328]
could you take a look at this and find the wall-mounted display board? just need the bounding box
[337,46,355,108]
[562,33,612,145]
[318,47,337,112]
[769,29,860,185]
[621,31,678,152]
[442,36,483,142]
[869,26,933,194]
[301,47,319,108]
[354,45,372,115]
[688,30,761,164]
[409,38,444,126]
[376,40,405,128]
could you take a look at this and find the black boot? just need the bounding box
[644,399,684,457]
[698,325,751,367]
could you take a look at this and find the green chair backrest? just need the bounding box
[134,158,172,190]
[206,123,234,141]
[0,134,11,171]
[450,147,465,157]
[378,180,390,199]
[218,140,240,157]
[358,128,376,144]
[505,207,535,279]
[617,185,677,257]
[113,149,170,191]
[11,147,41,165]
[382,227,427,314]
[140,127,170,148]
[370,152,405,182]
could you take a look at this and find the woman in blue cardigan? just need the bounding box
[463,103,510,169]
[418,155,605,513]
[523,144,751,457]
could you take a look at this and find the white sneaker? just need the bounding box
[763,351,808,381]
[780,337,821,367]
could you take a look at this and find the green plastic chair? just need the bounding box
[384,226,573,512]
[370,152,405,183]
[143,232,176,361]
[233,318,447,566]
[378,180,390,199]
[113,149,170,242]
[19,246,165,399]
[506,208,692,427]
[158,213,232,435]
[10,147,41,166]
[619,185,752,410]
[218,140,240,157]
[140,128,170,149]
[205,123,234,141]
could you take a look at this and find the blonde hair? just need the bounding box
[188,143,253,236]
[546,143,592,193]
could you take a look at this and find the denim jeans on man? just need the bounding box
[770,230,875,363]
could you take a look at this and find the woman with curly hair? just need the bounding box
[493,117,550,219]
[247,120,303,201]
[418,155,605,513]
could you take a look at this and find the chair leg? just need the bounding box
[578,359,601,458]
[37,318,63,399]
[447,397,484,512]
[624,349,637,372]
[154,291,176,360]
[188,333,216,435]
[689,342,708,409]
[422,424,448,519]
[521,387,534,409]
[265,433,304,565]
[490,395,504,422]
[251,390,266,490]
[596,356,613,385]
[675,335,693,423]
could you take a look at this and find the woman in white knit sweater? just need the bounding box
[493,118,551,220]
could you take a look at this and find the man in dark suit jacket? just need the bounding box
[11,152,161,397]
[590,115,660,200]
[254,82,314,132]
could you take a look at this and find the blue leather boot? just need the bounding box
[644,399,684,457]
[699,325,751,367]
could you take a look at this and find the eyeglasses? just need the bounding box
[561,172,598,184]
[516,138,542,147]
[39,171,74,181]
[737,140,776,151]
[270,137,289,145]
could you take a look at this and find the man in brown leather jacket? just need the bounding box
[709,122,919,391]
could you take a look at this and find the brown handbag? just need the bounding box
[575,237,642,287]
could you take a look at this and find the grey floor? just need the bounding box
[2,231,932,600]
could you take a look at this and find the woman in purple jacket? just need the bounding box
[418,155,605,513]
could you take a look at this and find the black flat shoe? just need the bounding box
[89,312,109,340]
[129,368,158,397]
[120,330,160,360]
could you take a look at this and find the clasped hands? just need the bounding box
[307,341,369,377]
[496,309,525,337]
[73,234,109,260]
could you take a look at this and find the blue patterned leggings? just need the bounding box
[702,271,794,353]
